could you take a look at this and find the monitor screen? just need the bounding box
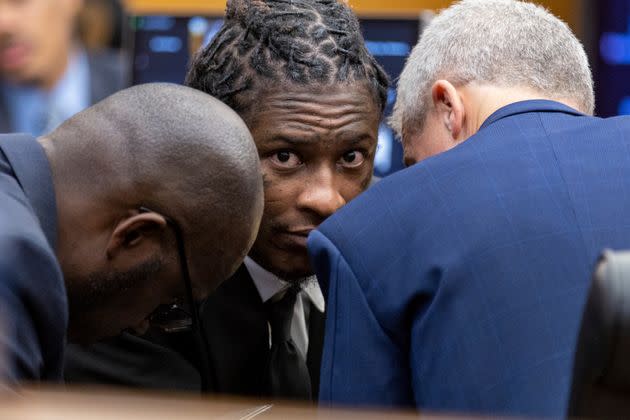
[129,15,422,177]
[595,0,630,116]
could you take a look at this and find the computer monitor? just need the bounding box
[128,15,423,177]
[594,0,630,117]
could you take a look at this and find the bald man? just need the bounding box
[0,83,263,384]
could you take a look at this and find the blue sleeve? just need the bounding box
[0,232,67,383]
[309,230,414,407]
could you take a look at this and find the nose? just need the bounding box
[296,167,346,219]
[0,2,18,28]
[0,6,19,34]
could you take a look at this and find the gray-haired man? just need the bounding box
[308,0,630,417]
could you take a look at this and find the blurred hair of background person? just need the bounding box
[0,0,128,136]
[65,0,388,402]
[77,0,125,50]
[308,0,630,417]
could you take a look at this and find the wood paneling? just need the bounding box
[122,0,583,35]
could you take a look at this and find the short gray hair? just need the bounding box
[391,0,594,138]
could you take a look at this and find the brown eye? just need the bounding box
[277,151,291,162]
[269,151,302,168]
[339,150,366,168]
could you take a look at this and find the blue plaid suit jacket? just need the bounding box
[308,100,630,417]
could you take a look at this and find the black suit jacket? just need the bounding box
[0,49,128,133]
[65,265,325,399]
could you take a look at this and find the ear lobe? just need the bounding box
[106,211,168,259]
[431,80,466,141]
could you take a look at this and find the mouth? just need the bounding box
[287,227,316,236]
[273,227,316,250]
[0,42,30,71]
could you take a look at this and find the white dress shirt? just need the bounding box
[243,257,325,359]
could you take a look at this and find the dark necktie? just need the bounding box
[266,288,312,400]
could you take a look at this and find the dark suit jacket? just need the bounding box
[308,100,630,417]
[65,265,325,399]
[0,49,128,133]
[0,133,66,383]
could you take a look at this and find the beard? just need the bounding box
[65,258,162,343]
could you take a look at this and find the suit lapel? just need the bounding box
[88,53,109,104]
[307,303,325,400]
[0,93,11,133]
[87,51,129,105]
[202,264,327,400]
[201,264,271,396]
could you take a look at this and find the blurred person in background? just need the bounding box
[308,0,630,417]
[0,0,127,136]
[77,0,125,50]
[0,83,263,384]
[65,0,388,402]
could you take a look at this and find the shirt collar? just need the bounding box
[244,256,325,312]
[0,134,58,250]
[49,48,90,123]
[479,99,585,131]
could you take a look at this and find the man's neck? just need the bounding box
[459,83,583,135]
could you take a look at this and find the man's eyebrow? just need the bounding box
[340,133,376,145]
[265,132,376,147]
[266,135,319,146]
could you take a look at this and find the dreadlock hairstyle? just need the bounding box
[185,0,390,118]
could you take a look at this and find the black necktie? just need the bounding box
[266,288,312,400]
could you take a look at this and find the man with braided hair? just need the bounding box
[65,0,388,401]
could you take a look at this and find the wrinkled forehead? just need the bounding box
[245,82,382,143]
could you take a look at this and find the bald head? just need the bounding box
[41,83,264,342]
[49,83,259,200]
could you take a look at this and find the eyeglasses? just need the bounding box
[139,206,214,392]
[148,303,192,333]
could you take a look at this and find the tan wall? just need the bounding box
[123,0,583,36]
[537,0,583,36]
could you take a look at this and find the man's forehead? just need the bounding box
[253,118,378,151]
[255,81,379,112]
[266,88,371,108]
[247,83,380,139]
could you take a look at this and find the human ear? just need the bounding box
[106,211,168,260]
[431,80,466,141]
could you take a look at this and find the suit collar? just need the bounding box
[306,301,325,399]
[0,134,58,250]
[0,92,10,133]
[201,264,269,395]
[88,51,107,104]
[88,50,129,104]
[480,100,585,131]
